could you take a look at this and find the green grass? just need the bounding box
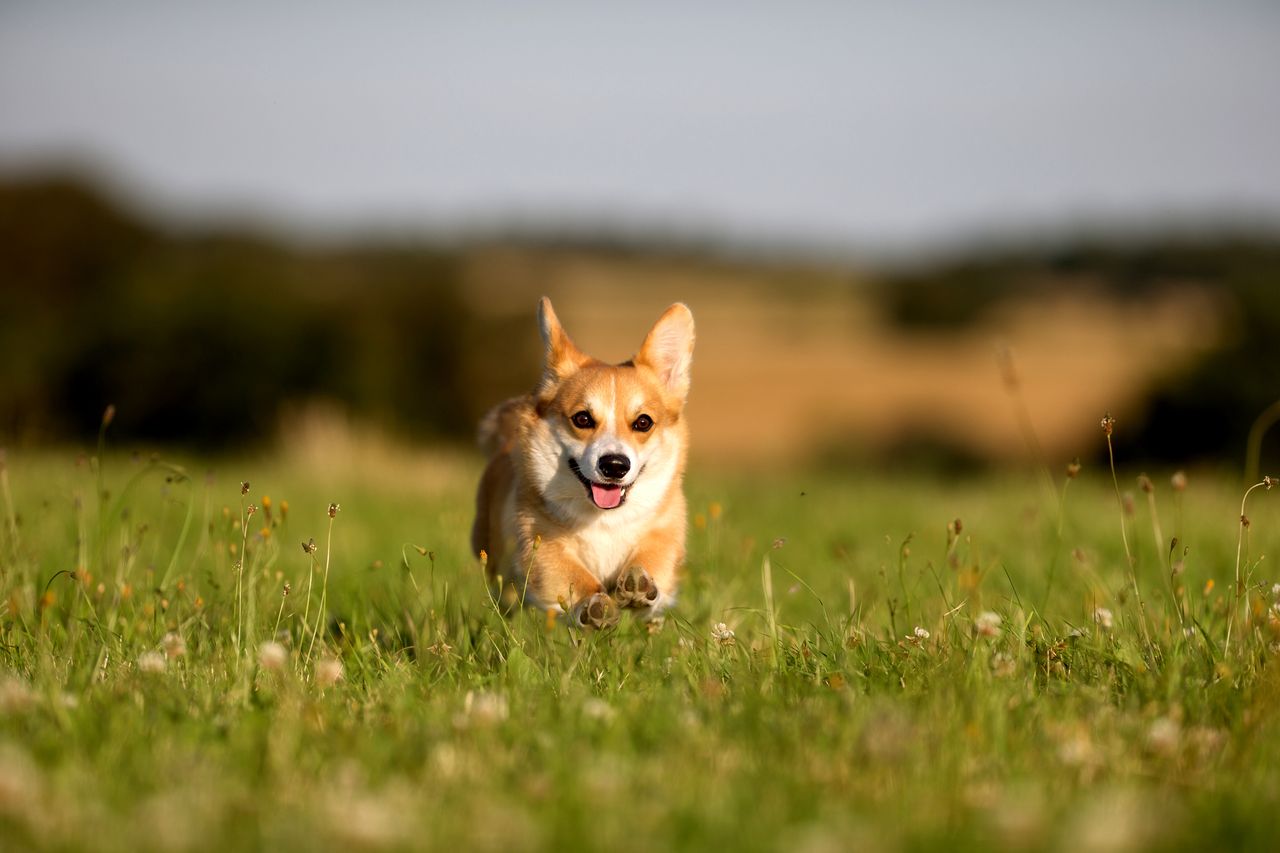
[2,444,1280,852]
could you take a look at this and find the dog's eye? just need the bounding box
[571,411,595,430]
[631,414,653,433]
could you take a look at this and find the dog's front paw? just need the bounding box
[570,592,619,630]
[613,565,660,610]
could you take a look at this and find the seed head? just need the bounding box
[1093,607,1114,631]
[912,625,930,641]
[1137,474,1154,494]
[282,582,292,597]
[246,504,257,517]
[1171,471,1187,492]
[1066,459,1081,479]
[1242,514,1251,529]
[328,502,340,518]
[240,481,250,496]
[258,641,288,673]
[314,656,344,689]
[102,404,116,427]
[1265,476,1277,490]
[301,538,317,555]
[1100,414,1115,436]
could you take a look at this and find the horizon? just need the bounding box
[3,3,1280,255]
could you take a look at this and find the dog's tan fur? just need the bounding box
[471,298,695,627]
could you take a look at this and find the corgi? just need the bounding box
[470,297,695,628]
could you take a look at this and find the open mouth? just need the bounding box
[568,458,628,510]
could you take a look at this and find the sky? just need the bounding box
[2,2,1279,250]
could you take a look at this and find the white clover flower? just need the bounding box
[314,656,344,689]
[137,651,167,674]
[975,611,1002,637]
[257,641,288,673]
[162,632,186,660]
[711,622,736,646]
[1093,607,1114,631]
[912,626,930,640]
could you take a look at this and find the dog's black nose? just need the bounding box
[597,454,631,480]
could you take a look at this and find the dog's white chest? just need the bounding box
[573,513,643,586]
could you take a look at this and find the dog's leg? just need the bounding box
[612,564,660,610]
[613,535,683,616]
[525,542,618,629]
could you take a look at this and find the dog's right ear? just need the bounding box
[536,297,585,397]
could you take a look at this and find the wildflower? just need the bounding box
[708,501,723,520]
[1137,474,1154,494]
[1066,459,1082,479]
[137,651,166,674]
[258,641,288,673]
[912,626,930,641]
[240,481,250,495]
[1266,476,1277,490]
[246,504,258,518]
[162,632,186,660]
[975,611,1002,637]
[302,538,317,554]
[328,502,340,519]
[314,657,343,689]
[1272,583,1280,599]
[771,537,787,550]
[1093,607,1114,631]
[711,622,736,646]
[1100,414,1115,436]
[282,582,292,597]
[1171,471,1187,492]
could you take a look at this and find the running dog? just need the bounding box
[471,297,695,628]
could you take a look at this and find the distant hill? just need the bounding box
[3,173,1280,470]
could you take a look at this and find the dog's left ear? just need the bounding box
[636,303,695,401]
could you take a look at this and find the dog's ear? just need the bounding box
[636,303,695,401]
[536,297,586,396]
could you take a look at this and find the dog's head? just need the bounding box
[524,297,695,515]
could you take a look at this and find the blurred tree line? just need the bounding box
[878,239,1280,467]
[0,175,536,448]
[3,174,1279,465]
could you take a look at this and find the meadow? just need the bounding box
[2,429,1279,852]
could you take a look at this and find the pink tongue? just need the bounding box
[591,483,623,509]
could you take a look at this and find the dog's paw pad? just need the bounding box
[574,592,619,630]
[613,566,660,609]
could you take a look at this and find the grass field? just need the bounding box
[2,437,1279,852]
